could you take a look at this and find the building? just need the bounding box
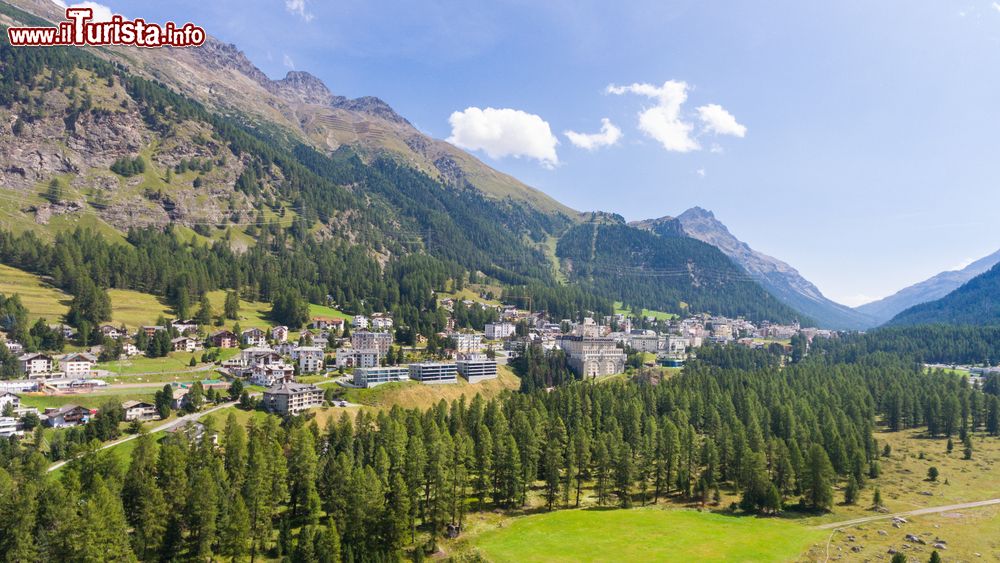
[18,353,52,378]
[249,362,295,387]
[352,331,392,357]
[449,332,483,354]
[242,328,267,347]
[408,362,458,384]
[335,348,379,369]
[485,322,516,340]
[2,340,22,355]
[171,336,202,353]
[353,366,409,388]
[122,400,159,421]
[60,352,97,377]
[43,405,93,427]
[456,356,498,383]
[272,325,290,343]
[171,320,200,335]
[627,332,661,354]
[560,336,626,378]
[141,325,166,338]
[210,330,239,349]
[122,342,141,357]
[352,315,369,329]
[292,346,325,373]
[262,382,324,416]
[311,317,344,332]
[0,380,38,394]
[99,325,123,339]
[0,417,18,437]
[371,315,393,331]
[666,335,688,356]
[0,392,20,413]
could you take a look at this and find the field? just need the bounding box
[0,263,70,322]
[108,288,173,327]
[19,389,157,410]
[613,301,677,321]
[468,508,826,563]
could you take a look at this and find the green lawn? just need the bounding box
[308,303,352,321]
[472,508,825,563]
[97,351,209,376]
[0,263,71,322]
[613,301,677,321]
[20,390,157,410]
[107,288,173,328]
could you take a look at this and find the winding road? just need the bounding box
[46,400,237,473]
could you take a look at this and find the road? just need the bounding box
[815,497,1000,530]
[46,400,237,473]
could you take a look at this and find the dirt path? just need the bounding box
[815,498,1000,530]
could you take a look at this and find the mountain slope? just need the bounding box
[857,249,1000,325]
[3,0,576,218]
[556,220,805,323]
[887,263,1000,326]
[632,207,873,329]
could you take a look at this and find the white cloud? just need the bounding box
[285,0,314,22]
[710,143,725,154]
[607,80,700,152]
[51,0,115,22]
[564,118,623,151]
[993,1,1000,12]
[696,103,747,138]
[696,168,706,177]
[447,107,559,168]
[282,54,295,69]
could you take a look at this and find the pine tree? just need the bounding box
[77,477,136,562]
[802,444,835,511]
[315,518,342,563]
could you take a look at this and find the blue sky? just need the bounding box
[84,0,1000,306]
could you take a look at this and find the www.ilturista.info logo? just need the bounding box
[7,8,206,48]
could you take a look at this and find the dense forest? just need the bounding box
[1,349,996,561]
[810,325,1000,366]
[887,263,1000,327]
[556,222,804,323]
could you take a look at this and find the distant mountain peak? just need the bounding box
[272,70,336,105]
[635,207,874,329]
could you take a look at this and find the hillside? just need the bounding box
[858,248,1000,325]
[4,0,576,218]
[633,208,874,329]
[556,221,805,323]
[887,262,1000,326]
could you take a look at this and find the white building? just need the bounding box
[371,315,394,331]
[122,400,159,421]
[456,356,498,383]
[263,382,324,416]
[559,336,626,378]
[293,346,325,373]
[627,332,661,354]
[485,322,516,340]
[18,353,53,378]
[0,417,18,437]
[352,315,369,329]
[408,362,458,384]
[0,392,20,413]
[171,336,202,353]
[61,352,97,377]
[242,328,268,347]
[449,332,483,354]
[336,348,379,369]
[271,325,290,343]
[353,366,409,388]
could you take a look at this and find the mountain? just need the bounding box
[887,262,1000,326]
[3,0,575,218]
[557,220,805,323]
[856,249,1000,325]
[632,207,874,329]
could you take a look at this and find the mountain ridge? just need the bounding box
[631,207,874,329]
[887,261,1000,326]
[857,248,1000,325]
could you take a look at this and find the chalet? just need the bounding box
[122,342,141,357]
[242,328,267,347]
[170,387,190,410]
[3,340,23,355]
[271,325,290,343]
[292,346,325,373]
[352,315,369,329]
[122,400,159,421]
[249,362,295,387]
[61,352,97,377]
[371,314,393,331]
[310,317,344,331]
[210,330,239,349]
[141,325,166,338]
[43,405,93,427]
[99,325,124,339]
[17,353,52,378]
[262,382,324,416]
[171,336,202,353]
[171,320,200,335]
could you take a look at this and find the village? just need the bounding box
[0,287,832,441]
